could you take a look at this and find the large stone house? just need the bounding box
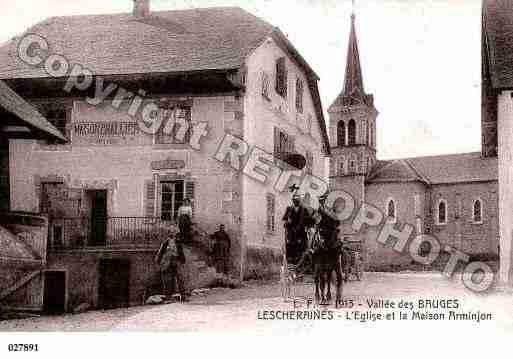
[330,12,499,270]
[0,1,329,311]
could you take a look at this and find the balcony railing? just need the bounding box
[48,217,177,249]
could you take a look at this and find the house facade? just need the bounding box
[329,13,499,270]
[0,2,329,310]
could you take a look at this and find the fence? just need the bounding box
[48,217,177,249]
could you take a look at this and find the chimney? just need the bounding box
[133,0,150,18]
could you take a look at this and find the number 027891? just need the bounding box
[7,344,39,352]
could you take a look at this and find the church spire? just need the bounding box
[342,10,365,98]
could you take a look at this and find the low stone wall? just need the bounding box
[243,245,282,280]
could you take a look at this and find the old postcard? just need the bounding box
[0,0,511,357]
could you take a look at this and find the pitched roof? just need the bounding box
[0,6,330,154]
[482,0,513,89]
[367,152,498,185]
[366,159,428,184]
[0,80,66,141]
[0,7,274,78]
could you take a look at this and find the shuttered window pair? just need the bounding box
[144,177,195,220]
[275,57,287,98]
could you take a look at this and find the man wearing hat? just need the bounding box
[282,193,308,265]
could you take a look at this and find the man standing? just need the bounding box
[211,224,231,274]
[282,194,308,265]
[177,198,193,243]
[155,232,187,301]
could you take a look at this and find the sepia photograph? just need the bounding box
[0,0,511,356]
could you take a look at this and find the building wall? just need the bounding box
[364,181,427,268]
[363,180,499,270]
[240,37,328,277]
[9,95,245,276]
[429,181,499,256]
[498,90,513,284]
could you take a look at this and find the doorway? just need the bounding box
[98,259,130,310]
[43,271,66,314]
[87,190,107,246]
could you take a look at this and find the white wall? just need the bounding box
[241,37,328,249]
[498,90,513,284]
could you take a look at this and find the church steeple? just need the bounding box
[328,7,378,182]
[343,13,365,99]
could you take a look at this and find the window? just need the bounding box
[261,72,270,100]
[274,128,295,161]
[155,106,192,144]
[296,78,304,113]
[275,57,288,98]
[387,198,396,222]
[305,151,313,175]
[348,119,356,145]
[307,114,312,134]
[416,218,422,234]
[338,157,346,175]
[366,122,370,145]
[160,180,195,221]
[266,193,276,233]
[414,194,421,216]
[437,200,447,225]
[473,199,483,223]
[337,121,346,147]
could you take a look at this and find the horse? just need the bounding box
[311,208,344,307]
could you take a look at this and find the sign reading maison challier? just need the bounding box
[71,101,152,146]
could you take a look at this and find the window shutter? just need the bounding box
[296,79,303,113]
[185,181,195,218]
[144,179,156,218]
[275,57,287,98]
[274,127,280,159]
[266,193,275,232]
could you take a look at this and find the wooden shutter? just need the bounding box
[185,181,195,218]
[144,179,156,218]
[274,127,280,159]
[275,57,287,97]
[266,193,275,232]
[296,79,303,113]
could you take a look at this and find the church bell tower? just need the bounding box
[328,11,378,233]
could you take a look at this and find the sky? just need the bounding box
[0,0,482,160]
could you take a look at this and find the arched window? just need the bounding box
[387,198,396,220]
[437,200,447,225]
[337,121,346,147]
[348,119,356,145]
[473,199,483,223]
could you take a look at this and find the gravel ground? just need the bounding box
[1,272,512,334]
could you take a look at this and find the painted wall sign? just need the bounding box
[151,159,186,170]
